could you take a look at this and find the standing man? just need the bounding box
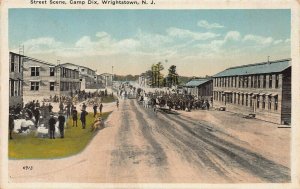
[80,110,88,129]
[72,107,78,127]
[58,111,66,138]
[116,99,119,109]
[99,103,103,115]
[82,103,87,111]
[49,103,53,113]
[9,114,14,140]
[33,107,40,128]
[59,101,64,112]
[93,104,98,117]
[66,102,71,118]
[48,114,56,139]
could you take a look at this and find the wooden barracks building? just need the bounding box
[22,56,80,102]
[184,78,213,100]
[212,58,291,125]
[9,52,24,107]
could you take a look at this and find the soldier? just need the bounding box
[9,114,15,140]
[80,110,88,129]
[33,107,40,127]
[99,103,103,115]
[58,111,66,138]
[72,107,78,127]
[116,99,119,109]
[48,114,56,139]
[93,104,98,117]
[82,103,87,111]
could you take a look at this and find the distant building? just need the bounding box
[138,73,152,88]
[99,73,114,87]
[212,59,291,124]
[60,63,97,90]
[23,57,80,102]
[183,78,213,100]
[9,52,24,107]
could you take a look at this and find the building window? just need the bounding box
[250,95,252,107]
[30,82,39,91]
[246,94,248,106]
[253,76,257,88]
[10,80,14,96]
[31,67,40,76]
[50,67,55,76]
[274,96,278,111]
[263,75,266,88]
[233,93,236,104]
[241,94,244,105]
[257,76,261,88]
[238,94,240,104]
[10,54,15,72]
[268,96,272,110]
[50,82,55,91]
[269,75,273,88]
[275,74,279,88]
[262,95,266,109]
[245,76,249,88]
[81,68,85,72]
[257,97,260,108]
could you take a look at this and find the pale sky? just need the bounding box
[9,9,291,76]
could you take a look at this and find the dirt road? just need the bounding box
[9,99,290,183]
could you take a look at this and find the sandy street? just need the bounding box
[9,98,290,183]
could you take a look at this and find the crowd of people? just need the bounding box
[8,89,113,140]
[137,89,212,112]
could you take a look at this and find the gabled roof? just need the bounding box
[25,56,56,66]
[99,73,113,76]
[61,63,96,72]
[185,78,211,87]
[213,58,291,77]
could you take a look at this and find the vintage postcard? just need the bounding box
[1,0,300,188]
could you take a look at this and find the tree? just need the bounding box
[151,62,164,88]
[156,62,164,88]
[166,65,179,87]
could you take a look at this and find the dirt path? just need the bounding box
[8,99,290,183]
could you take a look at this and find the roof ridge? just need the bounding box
[24,56,55,66]
[225,58,291,71]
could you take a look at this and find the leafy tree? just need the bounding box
[166,65,179,87]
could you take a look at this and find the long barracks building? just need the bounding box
[212,58,291,125]
[22,56,80,102]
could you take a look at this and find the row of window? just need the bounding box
[30,81,80,91]
[213,91,278,111]
[9,79,22,97]
[214,74,279,89]
[61,67,79,79]
[10,54,22,73]
[30,67,79,78]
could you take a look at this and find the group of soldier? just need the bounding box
[138,90,212,112]
[8,99,100,140]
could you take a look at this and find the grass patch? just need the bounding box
[102,95,116,103]
[9,112,111,159]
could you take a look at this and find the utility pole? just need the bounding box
[19,45,24,55]
[112,65,114,86]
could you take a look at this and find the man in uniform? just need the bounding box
[48,114,56,139]
[9,114,15,140]
[93,104,98,117]
[80,110,88,129]
[99,103,103,115]
[58,111,66,138]
[72,107,78,127]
